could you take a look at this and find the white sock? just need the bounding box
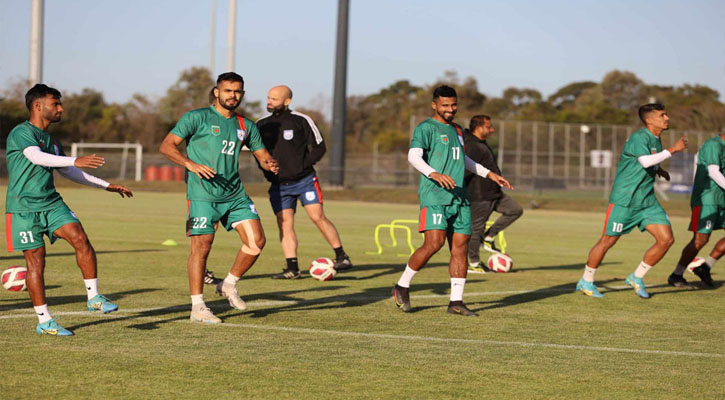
[582,265,597,282]
[223,273,240,288]
[397,265,418,288]
[673,264,687,275]
[191,294,205,310]
[633,261,652,278]
[450,278,466,301]
[705,256,717,269]
[34,304,52,323]
[83,278,99,300]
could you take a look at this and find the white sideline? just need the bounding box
[0,303,722,359]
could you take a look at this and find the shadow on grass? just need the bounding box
[0,248,166,261]
[0,288,162,312]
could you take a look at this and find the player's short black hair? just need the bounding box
[638,103,665,124]
[469,115,491,131]
[216,72,244,87]
[433,85,457,100]
[25,84,61,111]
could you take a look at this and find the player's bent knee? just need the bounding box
[241,244,261,256]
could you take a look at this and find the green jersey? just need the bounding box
[171,106,264,202]
[609,128,663,208]
[691,135,725,207]
[410,118,468,206]
[5,121,65,212]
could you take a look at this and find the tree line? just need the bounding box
[1,67,723,153]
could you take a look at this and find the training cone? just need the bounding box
[161,239,178,246]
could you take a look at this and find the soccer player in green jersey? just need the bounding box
[160,72,278,324]
[577,103,687,299]
[669,132,725,288]
[5,84,133,336]
[392,85,512,316]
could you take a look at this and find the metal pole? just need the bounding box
[515,121,522,187]
[329,0,349,187]
[498,120,505,171]
[532,122,538,178]
[226,0,236,72]
[210,0,216,74]
[29,0,44,85]
[564,124,570,184]
[548,122,554,177]
[135,143,143,182]
[579,127,585,188]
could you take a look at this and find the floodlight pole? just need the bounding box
[210,0,216,74]
[29,0,44,85]
[226,0,236,72]
[329,0,349,187]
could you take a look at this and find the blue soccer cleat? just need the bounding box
[576,278,604,298]
[36,318,74,336]
[87,294,119,313]
[625,273,650,299]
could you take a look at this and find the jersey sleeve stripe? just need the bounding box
[291,111,323,144]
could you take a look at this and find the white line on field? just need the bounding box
[0,305,722,359]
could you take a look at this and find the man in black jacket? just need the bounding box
[464,115,523,273]
[257,85,352,279]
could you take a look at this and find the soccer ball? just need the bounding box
[309,257,337,281]
[2,266,27,292]
[686,257,706,274]
[487,254,513,273]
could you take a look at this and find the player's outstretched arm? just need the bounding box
[252,148,279,174]
[487,172,514,190]
[159,133,216,179]
[106,184,133,198]
[668,135,688,154]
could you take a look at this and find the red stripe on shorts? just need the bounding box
[689,206,702,232]
[602,203,614,235]
[5,213,13,252]
[313,176,323,204]
[418,207,427,232]
[186,200,191,237]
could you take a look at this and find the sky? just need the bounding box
[1,0,724,116]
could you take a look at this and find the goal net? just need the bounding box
[70,142,143,181]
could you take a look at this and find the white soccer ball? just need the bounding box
[2,266,27,292]
[487,254,513,273]
[309,257,337,281]
[686,257,706,275]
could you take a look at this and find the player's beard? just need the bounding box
[220,97,240,111]
[267,104,285,114]
[438,110,455,123]
[44,108,61,123]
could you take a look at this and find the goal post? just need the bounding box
[70,142,143,181]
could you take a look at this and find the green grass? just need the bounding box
[0,185,723,400]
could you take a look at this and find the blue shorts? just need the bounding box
[269,174,323,214]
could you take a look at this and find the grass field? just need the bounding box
[0,185,723,400]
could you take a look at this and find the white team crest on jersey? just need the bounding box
[69,210,78,219]
[237,129,246,142]
[706,220,713,230]
[458,136,464,146]
[249,204,258,215]
[283,129,294,141]
[53,144,60,155]
[305,191,316,201]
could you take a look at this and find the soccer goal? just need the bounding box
[70,142,143,181]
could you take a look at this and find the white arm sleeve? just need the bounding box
[707,164,725,190]
[23,146,76,168]
[464,155,491,178]
[638,150,671,168]
[408,148,437,178]
[57,166,109,189]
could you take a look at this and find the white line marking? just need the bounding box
[0,305,722,358]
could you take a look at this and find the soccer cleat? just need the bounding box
[576,278,604,298]
[215,282,247,311]
[87,294,119,313]
[271,269,302,280]
[692,265,714,288]
[667,273,690,288]
[189,306,222,324]
[446,301,479,317]
[625,273,650,299]
[392,284,411,312]
[467,263,490,274]
[36,318,74,336]
[203,269,222,285]
[481,237,501,254]
[334,256,353,271]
